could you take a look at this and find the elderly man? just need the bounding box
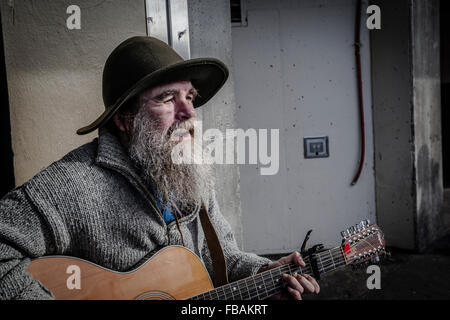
[0,36,319,300]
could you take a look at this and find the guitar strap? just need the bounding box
[199,201,229,287]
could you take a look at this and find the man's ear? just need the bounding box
[113,114,128,133]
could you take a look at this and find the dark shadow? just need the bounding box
[0,8,15,198]
[441,1,450,188]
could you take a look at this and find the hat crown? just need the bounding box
[102,36,184,108]
[77,36,228,135]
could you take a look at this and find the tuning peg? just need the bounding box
[341,230,348,238]
[371,257,380,264]
[358,221,365,230]
[364,219,370,226]
[350,226,356,234]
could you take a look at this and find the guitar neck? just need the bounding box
[188,246,346,300]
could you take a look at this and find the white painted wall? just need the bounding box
[232,0,376,254]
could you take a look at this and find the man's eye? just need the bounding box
[162,96,174,103]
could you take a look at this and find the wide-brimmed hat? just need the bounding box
[76,36,229,135]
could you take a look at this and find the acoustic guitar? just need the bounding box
[27,220,386,300]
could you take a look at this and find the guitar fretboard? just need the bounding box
[188,246,346,300]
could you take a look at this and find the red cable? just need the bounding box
[351,0,366,186]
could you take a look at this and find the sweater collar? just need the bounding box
[95,128,166,226]
[95,128,140,178]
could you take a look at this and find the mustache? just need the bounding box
[166,119,196,138]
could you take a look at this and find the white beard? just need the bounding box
[127,108,214,212]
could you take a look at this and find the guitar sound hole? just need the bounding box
[135,290,176,300]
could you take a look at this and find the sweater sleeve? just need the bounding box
[205,192,272,283]
[0,187,60,300]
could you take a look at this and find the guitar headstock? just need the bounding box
[340,220,386,266]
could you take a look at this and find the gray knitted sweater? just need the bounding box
[0,129,271,300]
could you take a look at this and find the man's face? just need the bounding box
[123,79,212,207]
[137,80,198,144]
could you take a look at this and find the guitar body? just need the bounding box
[27,246,213,300]
[26,221,386,300]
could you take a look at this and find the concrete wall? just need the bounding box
[0,0,146,186]
[371,0,443,251]
[441,1,450,85]
[371,0,416,249]
[411,0,443,251]
[188,0,244,248]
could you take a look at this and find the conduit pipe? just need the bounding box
[351,0,366,186]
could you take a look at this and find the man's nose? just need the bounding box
[175,98,196,121]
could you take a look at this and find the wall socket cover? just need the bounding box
[304,136,329,159]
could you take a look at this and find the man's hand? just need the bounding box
[258,251,320,300]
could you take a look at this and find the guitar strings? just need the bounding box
[196,227,383,300]
[192,263,314,300]
[249,245,377,300]
[205,255,344,300]
[191,247,348,300]
[200,262,309,299]
[196,261,320,300]
[193,248,347,299]
[194,240,383,300]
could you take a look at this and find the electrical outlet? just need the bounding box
[304,136,329,159]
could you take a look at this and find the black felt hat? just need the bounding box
[76,36,229,135]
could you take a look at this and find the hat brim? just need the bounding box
[76,58,228,135]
